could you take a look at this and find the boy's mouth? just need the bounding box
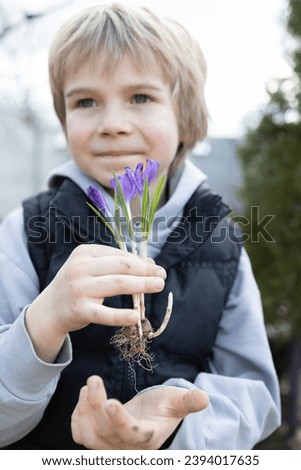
[97,151,144,158]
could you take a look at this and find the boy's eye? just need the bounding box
[77,98,96,108]
[132,94,150,104]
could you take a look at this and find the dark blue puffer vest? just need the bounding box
[9,177,241,449]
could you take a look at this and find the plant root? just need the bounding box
[148,292,173,339]
[111,292,173,370]
[110,319,155,371]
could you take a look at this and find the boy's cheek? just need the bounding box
[66,119,90,144]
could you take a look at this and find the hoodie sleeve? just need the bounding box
[165,247,281,449]
[0,208,72,448]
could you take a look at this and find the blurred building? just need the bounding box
[190,137,243,214]
[0,115,68,221]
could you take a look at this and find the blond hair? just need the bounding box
[49,3,208,162]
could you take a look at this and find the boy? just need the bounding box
[0,3,280,449]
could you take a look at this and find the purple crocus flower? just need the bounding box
[87,185,110,212]
[109,159,159,199]
[110,169,138,201]
[133,162,144,195]
[134,159,160,195]
[144,159,159,185]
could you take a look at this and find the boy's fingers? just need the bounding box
[172,389,209,419]
[74,244,160,267]
[86,302,139,326]
[70,406,80,443]
[72,244,131,258]
[71,386,93,446]
[90,274,165,297]
[184,389,209,413]
[105,399,128,426]
[88,256,166,279]
[87,376,107,408]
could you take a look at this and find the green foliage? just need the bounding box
[238,120,301,335]
[237,0,301,339]
[287,0,301,39]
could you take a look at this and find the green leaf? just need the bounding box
[86,202,117,239]
[148,174,166,229]
[111,172,137,248]
[113,190,123,243]
[112,172,131,224]
[141,177,150,234]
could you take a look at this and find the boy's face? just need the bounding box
[64,54,180,188]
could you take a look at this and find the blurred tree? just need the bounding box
[237,0,301,444]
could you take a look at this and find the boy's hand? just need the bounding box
[25,245,166,362]
[71,375,209,449]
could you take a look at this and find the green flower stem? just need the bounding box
[118,239,127,252]
[86,202,117,239]
[125,202,138,256]
[125,202,143,339]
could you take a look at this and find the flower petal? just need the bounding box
[144,159,159,184]
[134,162,144,195]
[110,171,137,201]
[110,176,118,191]
[87,185,109,212]
[121,172,137,201]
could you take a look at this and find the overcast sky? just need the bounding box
[0,0,291,138]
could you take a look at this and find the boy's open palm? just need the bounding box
[71,376,209,449]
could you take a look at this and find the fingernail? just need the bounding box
[155,277,165,290]
[106,402,117,416]
[88,378,99,391]
[80,386,88,401]
[157,267,167,279]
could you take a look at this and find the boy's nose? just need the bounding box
[97,104,133,136]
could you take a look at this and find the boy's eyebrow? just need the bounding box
[65,83,165,98]
[123,83,165,93]
[65,87,96,98]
